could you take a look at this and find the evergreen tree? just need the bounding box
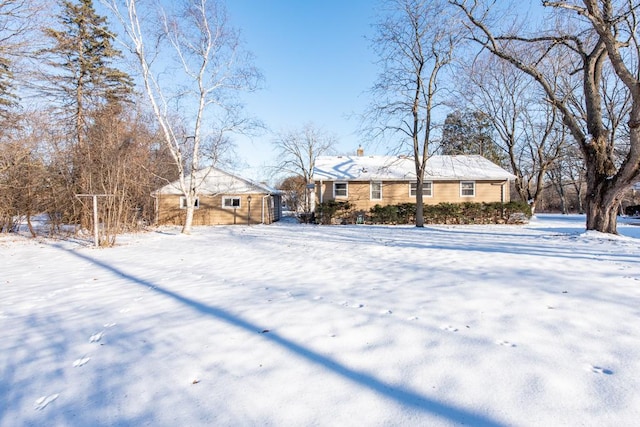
[41,0,133,228]
[442,109,504,166]
[42,0,132,149]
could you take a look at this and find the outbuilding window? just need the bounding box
[223,197,241,208]
[460,181,475,197]
[334,182,348,198]
[180,196,199,209]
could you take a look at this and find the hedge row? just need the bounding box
[315,201,532,225]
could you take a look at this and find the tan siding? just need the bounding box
[156,194,279,226]
[314,180,510,212]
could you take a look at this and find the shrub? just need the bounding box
[435,203,461,224]
[396,203,416,224]
[503,201,532,221]
[315,200,352,224]
[369,204,399,224]
[367,201,531,225]
[460,202,484,224]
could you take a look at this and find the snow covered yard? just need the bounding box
[2,214,640,426]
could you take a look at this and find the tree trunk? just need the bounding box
[182,203,194,234]
[582,131,625,233]
[415,193,424,227]
[584,167,623,234]
[576,186,585,214]
[558,186,567,215]
[415,172,425,227]
[26,213,36,238]
[585,195,619,233]
[182,189,196,234]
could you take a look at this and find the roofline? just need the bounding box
[312,154,516,181]
[152,166,282,196]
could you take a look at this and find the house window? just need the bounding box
[334,182,348,198]
[180,196,199,209]
[460,181,475,197]
[223,197,241,208]
[410,181,432,197]
[370,182,382,200]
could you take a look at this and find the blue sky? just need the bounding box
[226,1,380,180]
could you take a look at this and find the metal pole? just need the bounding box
[93,195,99,247]
[75,194,113,247]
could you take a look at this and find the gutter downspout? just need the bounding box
[262,194,270,224]
[502,180,507,203]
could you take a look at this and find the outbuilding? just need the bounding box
[153,167,282,226]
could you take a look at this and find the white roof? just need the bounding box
[154,167,280,195]
[313,155,515,181]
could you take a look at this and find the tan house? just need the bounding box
[312,154,515,212]
[153,167,282,226]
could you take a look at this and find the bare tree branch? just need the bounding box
[103,0,261,234]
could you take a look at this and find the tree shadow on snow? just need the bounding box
[51,243,508,427]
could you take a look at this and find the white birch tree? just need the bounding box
[104,0,261,234]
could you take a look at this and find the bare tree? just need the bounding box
[36,100,174,239]
[546,142,587,213]
[104,0,261,234]
[278,174,307,214]
[0,111,49,236]
[452,0,640,234]
[272,122,337,217]
[457,53,569,214]
[365,0,464,227]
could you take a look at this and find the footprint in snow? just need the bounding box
[339,301,364,308]
[442,325,459,332]
[34,394,59,411]
[497,340,516,347]
[90,331,103,343]
[73,356,91,367]
[590,365,614,375]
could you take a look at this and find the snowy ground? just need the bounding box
[2,214,640,426]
